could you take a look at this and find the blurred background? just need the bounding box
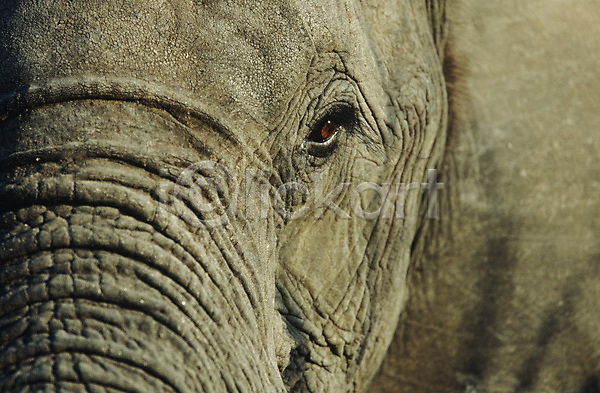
[372,1,600,392]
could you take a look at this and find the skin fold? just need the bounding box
[5,1,596,392]
[0,1,447,392]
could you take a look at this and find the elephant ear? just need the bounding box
[372,1,600,392]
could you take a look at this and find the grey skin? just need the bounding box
[4,0,597,392]
[0,1,448,392]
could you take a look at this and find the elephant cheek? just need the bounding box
[0,103,283,392]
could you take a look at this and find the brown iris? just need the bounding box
[305,104,355,149]
[320,120,337,141]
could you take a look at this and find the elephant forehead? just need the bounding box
[0,0,345,125]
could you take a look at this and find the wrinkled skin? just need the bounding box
[0,1,447,392]
[6,1,596,392]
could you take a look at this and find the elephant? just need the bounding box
[2,0,600,393]
[0,0,449,392]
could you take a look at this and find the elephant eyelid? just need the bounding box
[305,104,360,143]
[320,104,358,131]
[302,103,377,158]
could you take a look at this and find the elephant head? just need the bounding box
[0,1,448,392]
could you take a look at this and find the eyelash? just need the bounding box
[313,105,358,138]
[302,104,360,156]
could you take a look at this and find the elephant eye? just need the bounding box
[309,119,338,143]
[303,104,358,157]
